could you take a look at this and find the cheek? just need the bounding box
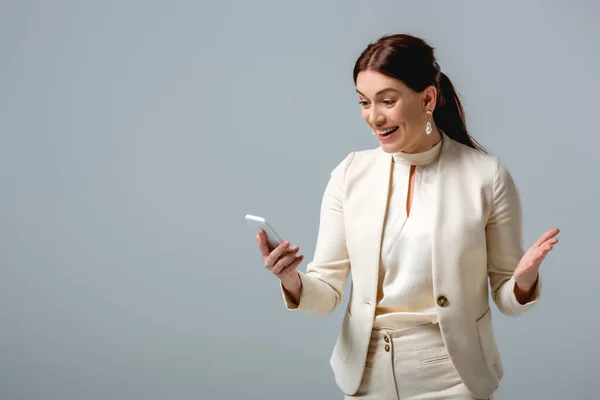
[394,102,420,126]
[360,109,370,122]
[389,105,406,123]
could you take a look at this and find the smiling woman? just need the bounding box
[253,33,560,400]
[353,34,485,155]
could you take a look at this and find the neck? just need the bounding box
[403,126,443,154]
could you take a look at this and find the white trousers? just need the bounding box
[344,323,494,400]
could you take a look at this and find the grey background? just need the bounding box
[1,1,597,399]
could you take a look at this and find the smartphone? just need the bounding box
[245,214,285,249]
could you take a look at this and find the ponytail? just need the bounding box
[434,73,486,153]
[352,33,486,152]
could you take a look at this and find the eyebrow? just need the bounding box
[356,88,399,98]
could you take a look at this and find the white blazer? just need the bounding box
[281,132,540,399]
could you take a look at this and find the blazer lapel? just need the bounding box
[430,134,470,318]
[431,135,448,294]
[361,147,393,305]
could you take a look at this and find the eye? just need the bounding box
[358,100,369,107]
[382,99,396,106]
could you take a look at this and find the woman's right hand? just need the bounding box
[256,229,304,282]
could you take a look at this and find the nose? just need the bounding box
[368,106,384,127]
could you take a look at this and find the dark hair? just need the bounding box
[353,34,485,152]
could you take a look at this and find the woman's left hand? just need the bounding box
[513,227,560,291]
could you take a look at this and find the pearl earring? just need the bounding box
[425,110,432,135]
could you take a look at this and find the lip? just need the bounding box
[373,126,398,134]
[377,131,397,142]
[373,126,399,142]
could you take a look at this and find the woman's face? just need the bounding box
[356,70,435,154]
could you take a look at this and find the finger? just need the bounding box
[258,230,295,253]
[534,228,560,248]
[257,230,272,257]
[538,238,559,250]
[271,248,300,274]
[533,246,550,258]
[265,241,292,268]
[277,255,304,278]
[530,245,554,264]
[534,240,558,258]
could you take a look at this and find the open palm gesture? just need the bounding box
[514,227,560,290]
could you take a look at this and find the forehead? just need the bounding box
[356,70,407,96]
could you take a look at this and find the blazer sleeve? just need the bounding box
[279,152,355,317]
[486,159,541,317]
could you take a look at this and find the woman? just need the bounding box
[255,33,559,399]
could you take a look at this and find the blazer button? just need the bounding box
[436,295,449,307]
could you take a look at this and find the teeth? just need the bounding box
[372,126,397,135]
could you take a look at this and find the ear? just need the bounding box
[422,85,438,112]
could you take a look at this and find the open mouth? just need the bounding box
[376,126,399,137]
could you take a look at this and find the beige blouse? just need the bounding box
[373,139,443,330]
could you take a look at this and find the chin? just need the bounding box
[380,144,394,153]
[380,141,403,153]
